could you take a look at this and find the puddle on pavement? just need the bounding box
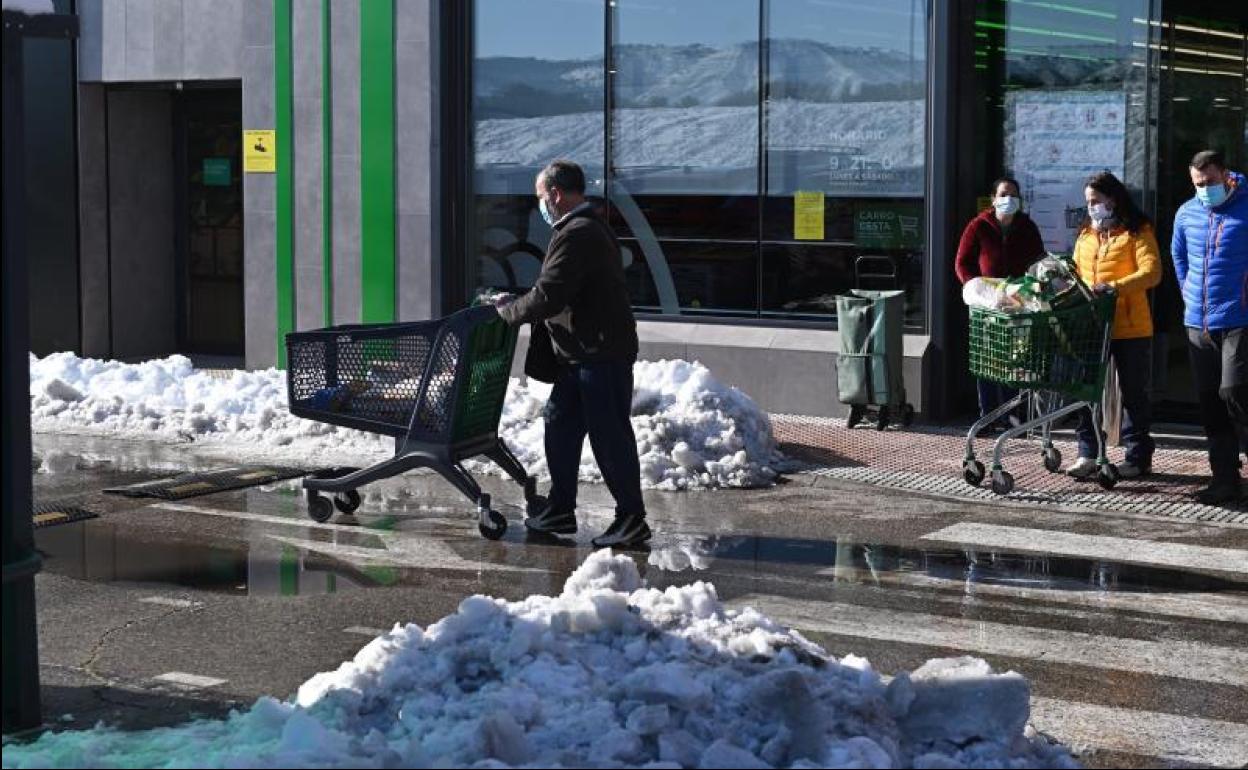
[35,519,406,597]
[33,514,1246,599]
[645,534,1246,594]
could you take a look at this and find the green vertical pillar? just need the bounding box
[359,0,396,324]
[275,0,295,366]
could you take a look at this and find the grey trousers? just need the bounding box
[1187,327,1248,481]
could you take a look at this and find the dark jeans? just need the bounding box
[1188,327,1248,481]
[1077,337,1154,465]
[544,361,646,517]
[976,379,1018,423]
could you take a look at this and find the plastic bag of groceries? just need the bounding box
[962,276,1050,313]
[1026,255,1076,295]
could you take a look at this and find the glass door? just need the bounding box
[177,88,245,357]
[1152,1,1247,420]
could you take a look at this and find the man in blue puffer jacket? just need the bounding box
[1172,150,1248,504]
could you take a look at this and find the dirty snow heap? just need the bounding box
[29,353,785,489]
[1,550,1076,769]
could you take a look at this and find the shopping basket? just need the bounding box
[962,279,1117,494]
[285,305,542,538]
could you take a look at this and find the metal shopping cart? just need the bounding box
[961,269,1118,495]
[285,305,543,538]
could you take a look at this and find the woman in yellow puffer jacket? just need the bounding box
[1068,171,1161,480]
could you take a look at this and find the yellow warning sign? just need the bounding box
[794,190,825,241]
[243,129,276,173]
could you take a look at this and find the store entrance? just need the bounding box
[174,87,244,358]
[1151,1,1246,421]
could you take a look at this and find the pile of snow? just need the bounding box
[498,359,785,489]
[1,551,1075,769]
[29,353,784,490]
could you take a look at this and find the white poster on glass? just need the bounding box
[1005,90,1126,254]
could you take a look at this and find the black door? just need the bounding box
[175,87,244,357]
[1152,2,1247,421]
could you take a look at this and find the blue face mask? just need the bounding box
[1196,183,1229,208]
[539,196,557,226]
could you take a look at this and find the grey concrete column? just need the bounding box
[243,0,277,368]
[330,0,361,325]
[292,0,323,331]
[151,0,184,79]
[395,0,435,321]
[183,0,243,80]
[122,0,155,80]
[77,83,110,357]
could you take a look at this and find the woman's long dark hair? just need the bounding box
[991,176,1022,198]
[1081,171,1150,234]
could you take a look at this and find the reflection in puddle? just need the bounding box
[646,534,1245,594]
[35,519,399,597]
[35,518,1246,601]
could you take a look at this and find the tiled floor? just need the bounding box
[773,414,1248,524]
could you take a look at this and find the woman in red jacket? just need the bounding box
[955,177,1047,429]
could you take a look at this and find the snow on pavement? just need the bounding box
[0,551,1076,769]
[29,353,785,490]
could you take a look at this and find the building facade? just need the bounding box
[26,0,1248,419]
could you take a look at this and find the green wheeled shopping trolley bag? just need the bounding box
[836,289,914,430]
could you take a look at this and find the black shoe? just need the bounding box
[1195,478,1244,506]
[524,506,577,535]
[591,514,652,548]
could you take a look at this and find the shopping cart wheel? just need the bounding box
[1097,464,1119,490]
[847,405,864,429]
[306,491,334,523]
[1042,448,1063,473]
[334,489,362,515]
[990,469,1015,495]
[963,459,986,487]
[478,509,507,540]
[902,404,915,427]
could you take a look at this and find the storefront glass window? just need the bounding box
[469,0,929,329]
[610,0,759,316]
[967,0,1155,256]
[471,0,605,295]
[763,0,927,324]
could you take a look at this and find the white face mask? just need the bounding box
[539,196,557,226]
[993,196,1020,216]
[1088,202,1113,224]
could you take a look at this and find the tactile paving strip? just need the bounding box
[773,415,1248,524]
[105,466,306,501]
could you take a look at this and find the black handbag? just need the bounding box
[524,321,560,383]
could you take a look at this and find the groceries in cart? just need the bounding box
[960,254,1118,495]
[960,255,1085,314]
[305,360,432,415]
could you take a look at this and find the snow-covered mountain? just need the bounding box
[475,39,924,119]
[475,99,924,196]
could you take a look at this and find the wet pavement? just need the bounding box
[24,433,1248,768]
[774,415,1248,524]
